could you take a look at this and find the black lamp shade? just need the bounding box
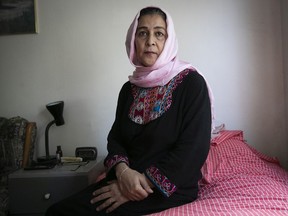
[46,101,65,126]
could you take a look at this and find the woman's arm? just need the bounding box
[103,82,153,200]
[144,72,211,197]
[104,82,131,172]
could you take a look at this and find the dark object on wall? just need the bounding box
[0,0,38,35]
[75,147,97,161]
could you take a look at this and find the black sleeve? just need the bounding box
[103,82,131,172]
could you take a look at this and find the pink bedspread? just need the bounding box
[149,130,288,216]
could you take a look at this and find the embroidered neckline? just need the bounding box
[129,69,191,124]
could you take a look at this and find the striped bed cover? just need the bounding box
[149,130,288,216]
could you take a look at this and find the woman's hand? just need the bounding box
[90,180,129,213]
[116,163,153,201]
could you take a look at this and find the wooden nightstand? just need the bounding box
[8,156,105,216]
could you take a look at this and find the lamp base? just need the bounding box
[37,155,57,165]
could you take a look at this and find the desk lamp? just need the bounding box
[37,101,65,164]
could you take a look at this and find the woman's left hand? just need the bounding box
[91,180,129,213]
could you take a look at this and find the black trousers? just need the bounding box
[45,178,189,216]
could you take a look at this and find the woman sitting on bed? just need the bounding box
[46,6,212,216]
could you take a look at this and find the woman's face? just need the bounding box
[135,14,167,67]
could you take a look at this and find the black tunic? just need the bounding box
[45,70,211,216]
[105,70,211,212]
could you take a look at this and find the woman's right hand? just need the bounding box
[116,163,153,201]
[91,180,129,213]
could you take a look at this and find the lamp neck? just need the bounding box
[45,120,56,158]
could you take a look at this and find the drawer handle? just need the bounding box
[44,193,51,200]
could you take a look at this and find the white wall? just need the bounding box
[282,0,288,169]
[0,0,287,169]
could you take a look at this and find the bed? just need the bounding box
[148,130,288,216]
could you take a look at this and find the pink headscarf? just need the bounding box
[126,6,193,87]
[126,6,215,121]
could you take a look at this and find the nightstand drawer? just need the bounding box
[9,175,88,215]
[8,158,105,215]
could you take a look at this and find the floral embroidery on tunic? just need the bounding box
[104,155,129,172]
[129,69,191,124]
[145,165,177,197]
